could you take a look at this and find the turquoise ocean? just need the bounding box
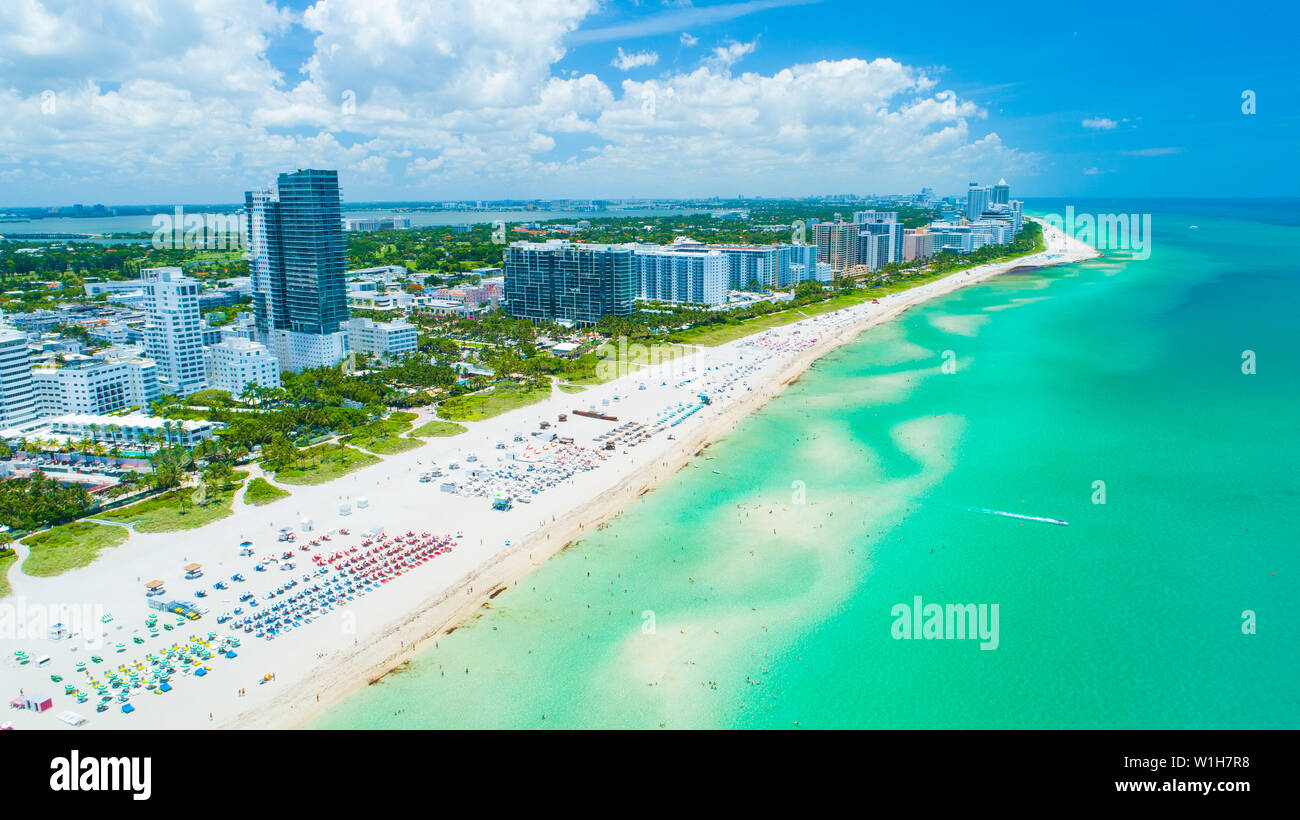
[312,199,1299,729]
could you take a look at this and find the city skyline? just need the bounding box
[2,0,1295,205]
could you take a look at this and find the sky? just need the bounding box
[1,0,1296,205]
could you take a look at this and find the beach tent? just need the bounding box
[356,496,369,508]
[225,651,237,659]
[120,704,134,714]
[158,683,172,693]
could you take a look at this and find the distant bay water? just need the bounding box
[0,207,703,245]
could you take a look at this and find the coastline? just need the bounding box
[242,218,1098,730]
[0,219,1097,731]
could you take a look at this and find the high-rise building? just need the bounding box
[992,178,1011,206]
[0,326,37,428]
[141,267,207,396]
[632,247,728,306]
[504,241,635,325]
[856,231,890,271]
[814,215,862,273]
[852,210,898,224]
[784,243,820,286]
[245,169,349,372]
[966,182,991,221]
[858,220,905,266]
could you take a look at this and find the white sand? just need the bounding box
[0,220,1097,730]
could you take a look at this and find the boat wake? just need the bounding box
[964,506,1069,526]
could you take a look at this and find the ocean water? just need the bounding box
[312,199,1300,729]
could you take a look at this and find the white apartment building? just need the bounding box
[632,247,728,306]
[47,413,218,448]
[205,338,281,396]
[346,317,418,360]
[0,326,38,428]
[30,357,160,418]
[141,267,207,396]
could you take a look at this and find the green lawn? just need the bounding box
[244,477,290,506]
[409,419,468,437]
[0,548,16,597]
[98,483,241,532]
[21,522,129,577]
[437,383,552,422]
[340,413,423,454]
[348,434,421,454]
[557,383,587,394]
[274,444,380,486]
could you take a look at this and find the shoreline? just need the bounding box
[0,219,1097,731]
[239,218,1097,730]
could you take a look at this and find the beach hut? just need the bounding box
[184,563,203,580]
[300,518,313,533]
[24,694,54,713]
[145,580,166,596]
[356,496,369,509]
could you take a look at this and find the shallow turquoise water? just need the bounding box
[312,200,1300,729]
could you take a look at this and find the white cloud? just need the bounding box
[0,0,1031,201]
[612,47,659,71]
[1082,117,1118,130]
[704,38,758,71]
[680,32,699,47]
[1083,167,1102,175]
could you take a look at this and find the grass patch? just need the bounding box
[346,434,421,455]
[409,420,468,437]
[557,383,587,394]
[21,522,129,577]
[244,477,290,506]
[0,548,15,597]
[98,484,240,533]
[341,414,423,454]
[274,444,380,486]
[437,383,552,422]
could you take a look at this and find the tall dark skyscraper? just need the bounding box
[245,169,349,372]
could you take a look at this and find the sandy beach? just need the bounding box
[0,219,1097,730]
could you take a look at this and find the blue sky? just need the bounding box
[1,0,1296,204]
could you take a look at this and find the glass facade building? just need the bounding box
[504,241,635,325]
[244,169,349,371]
